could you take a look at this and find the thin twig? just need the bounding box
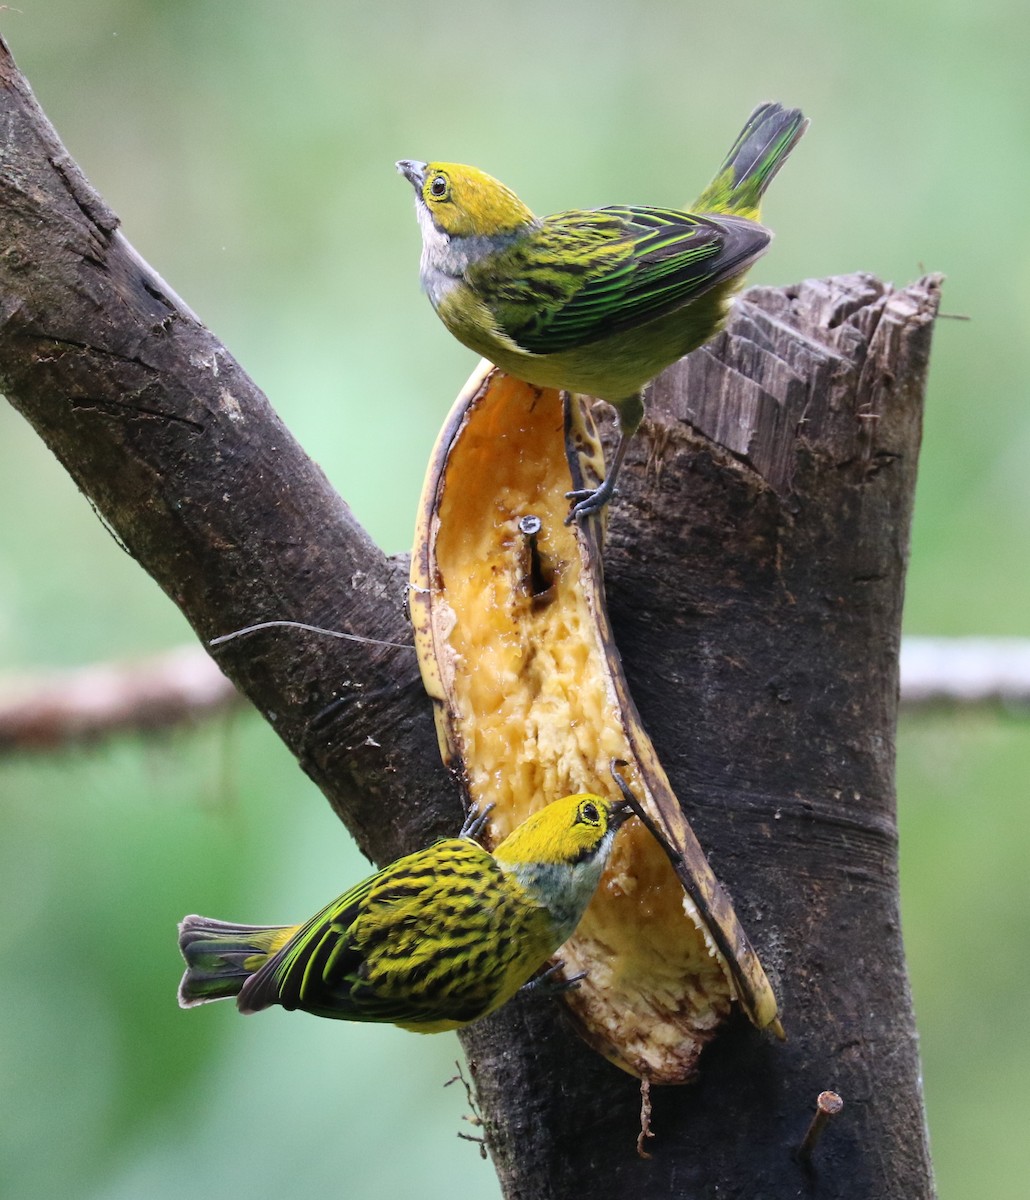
[0,647,239,751]
[444,1060,489,1159]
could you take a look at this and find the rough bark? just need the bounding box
[460,274,940,1199]
[0,32,938,1200]
[0,35,451,862]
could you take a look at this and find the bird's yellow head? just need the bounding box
[490,793,633,939]
[492,793,632,869]
[396,159,536,238]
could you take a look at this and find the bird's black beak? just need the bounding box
[612,799,635,828]
[396,159,427,190]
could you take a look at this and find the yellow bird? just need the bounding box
[398,102,807,519]
[178,793,632,1032]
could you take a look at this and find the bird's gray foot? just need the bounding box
[564,474,618,523]
[521,960,586,996]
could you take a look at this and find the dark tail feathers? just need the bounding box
[694,102,808,218]
[177,914,287,1009]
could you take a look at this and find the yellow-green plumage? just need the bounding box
[398,101,807,518]
[178,793,630,1032]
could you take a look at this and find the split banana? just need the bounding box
[410,363,781,1082]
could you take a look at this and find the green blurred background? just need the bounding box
[1,2,1027,1197]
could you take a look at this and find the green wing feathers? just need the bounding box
[483,208,770,356]
[692,101,808,220]
[236,876,377,1018]
[447,104,804,363]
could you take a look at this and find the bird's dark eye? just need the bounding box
[580,801,600,825]
[428,174,448,199]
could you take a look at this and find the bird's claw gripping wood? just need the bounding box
[460,802,494,842]
[522,960,586,997]
[409,362,782,1082]
[564,395,636,522]
[563,445,622,523]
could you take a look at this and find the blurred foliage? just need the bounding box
[0,1,1027,1197]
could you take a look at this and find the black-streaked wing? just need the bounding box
[338,840,513,1025]
[236,873,378,1014]
[499,208,769,354]
[237,837,508,1026]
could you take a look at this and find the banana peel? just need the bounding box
[410,361,782,1082]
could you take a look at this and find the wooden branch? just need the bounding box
[0,647,240,750]
[3,633,1023,754]
[900,636,1030,708]
[0,32,939,1200]
[0,34,450,862]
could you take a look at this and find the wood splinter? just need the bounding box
[636,1078,655,1159]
